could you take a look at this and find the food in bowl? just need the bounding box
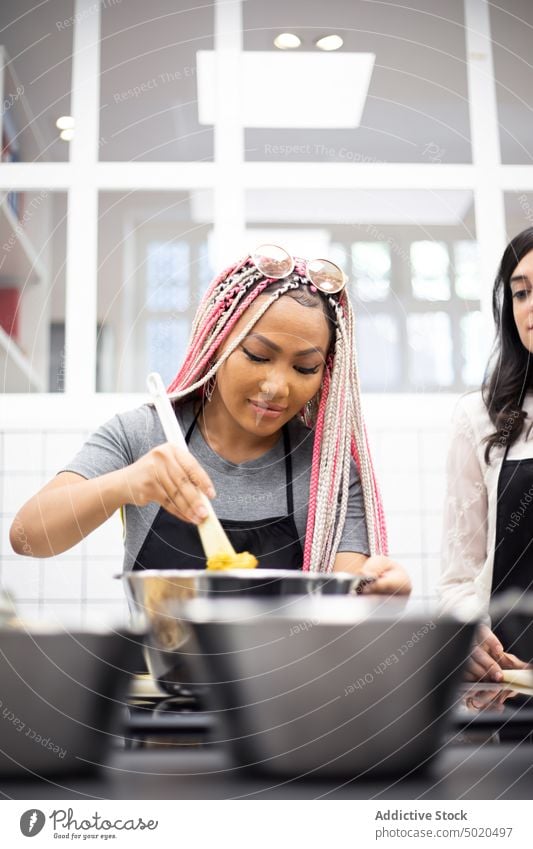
[206,551,258,571]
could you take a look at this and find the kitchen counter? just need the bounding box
[3,681,533,801]
[1,743,533,800]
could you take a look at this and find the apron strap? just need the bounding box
[184,403,201,445]
[282,424,294,516]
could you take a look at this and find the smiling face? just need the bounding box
[511,249,533,353]
[211,293,331,438]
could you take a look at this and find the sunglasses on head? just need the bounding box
[250,244,347,295]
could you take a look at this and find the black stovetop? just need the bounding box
[121,684,533,751]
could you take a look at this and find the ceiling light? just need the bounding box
[273,33,301,50]
[56,115,75,130]
[197,51,375,128]
[59,128,75,141]
[315,35,344,51]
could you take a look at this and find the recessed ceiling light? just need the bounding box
[59,128,75,141]
[56,115,75,130]
[273,33,301,50]
[315,34,344,51]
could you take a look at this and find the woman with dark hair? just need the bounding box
[440,227,533,680]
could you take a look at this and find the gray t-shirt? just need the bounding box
[62,400,369,571]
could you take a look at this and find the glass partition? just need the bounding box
[245,188,482,392]
[0,0,74,162]
[243,0,471,164]
[0,190,67,392]
[96,190,213,391]
[99,1,214,161]
[492,1,533,165]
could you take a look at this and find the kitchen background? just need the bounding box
[0,0,532,625]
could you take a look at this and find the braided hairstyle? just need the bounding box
[166,254,388,570]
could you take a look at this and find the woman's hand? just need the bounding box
[463,686,518,713]
[360,555,412,596]
[120,443,216,525]
[464,624,529,682]
[333,553,412,596]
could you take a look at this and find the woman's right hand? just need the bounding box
[10,443,217,558]
[465,624,528,682]
[120,443,216,525]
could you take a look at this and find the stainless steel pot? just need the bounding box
[184,596,475,777]
[0,627,141,777]
[122,569,365,694]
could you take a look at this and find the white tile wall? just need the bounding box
[85,512,124,557]
[81,600,131,628]
[0,515,13,559]
[0,393,458,627]
[85,560,127,600]
[377,431,420,474]
[1,559,42,599]
[398,555,425,598]
[386,512,424,557]
[15,602,42,622]
[3,432,44,473]
[2,473,46,512]
[420,430,449,473]
[379,471,423,514]
[42,558,84,599]
[38,601,84,627]
[421,512,445,558]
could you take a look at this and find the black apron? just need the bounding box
[133,406,303,571]
[492,440,533,644]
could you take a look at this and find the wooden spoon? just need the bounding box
[147,372,236,558]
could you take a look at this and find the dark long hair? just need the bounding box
[482,227,533,463]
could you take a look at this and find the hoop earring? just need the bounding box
[304,394,319,425]
[204,372,217,402]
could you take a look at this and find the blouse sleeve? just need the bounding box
[61,413,133,479]
[439,399,489,620]
[60,405,168,480]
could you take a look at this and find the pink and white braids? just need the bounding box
[166,254,388,570]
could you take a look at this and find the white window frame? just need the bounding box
[0,0,529,399]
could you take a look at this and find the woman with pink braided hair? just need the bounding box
[11,246,410,595]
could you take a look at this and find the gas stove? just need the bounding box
[123,678,219,749]
[121,677,533,752]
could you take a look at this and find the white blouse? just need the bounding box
[439,390,533,623]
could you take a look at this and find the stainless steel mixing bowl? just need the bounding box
[122,569,365,694]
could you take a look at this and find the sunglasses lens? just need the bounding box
[307,259,346,294]
[252,244,294,279]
